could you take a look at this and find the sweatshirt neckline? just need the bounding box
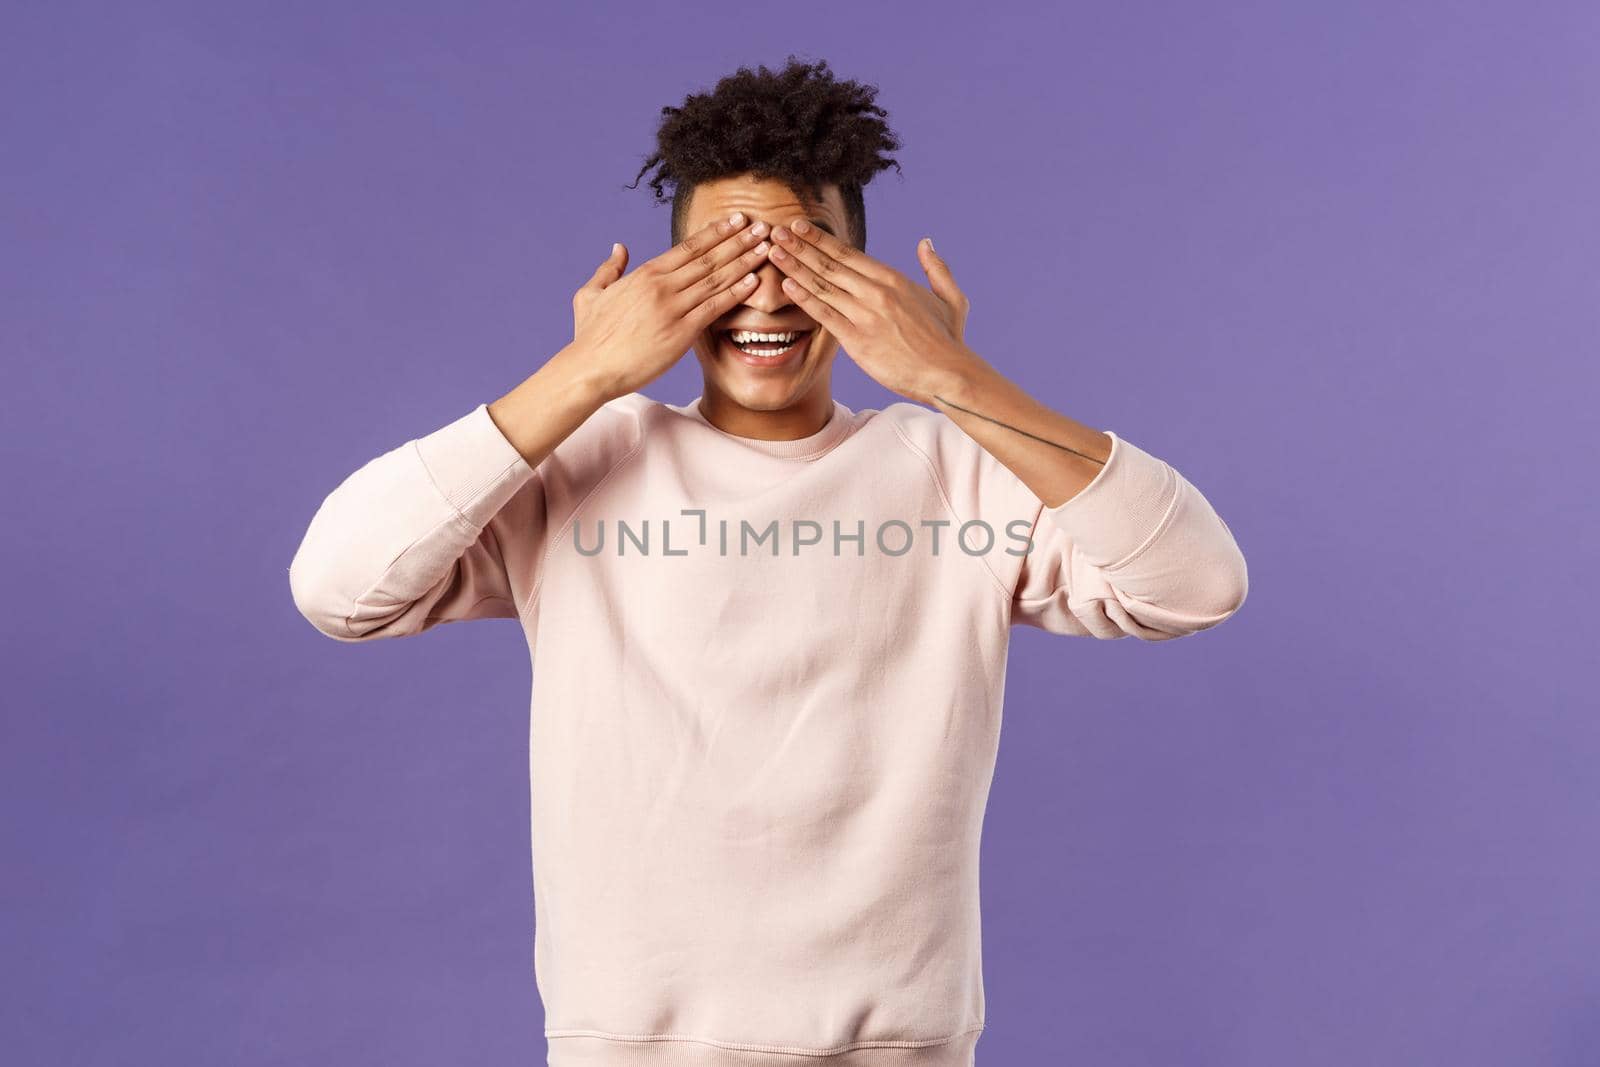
[673,396,857,460]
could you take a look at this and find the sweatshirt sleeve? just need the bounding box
[288,402,541,642]
[1011,431,1249,641]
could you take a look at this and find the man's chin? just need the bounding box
[699,354,810,411]
[695,341,833,414]
[715,375,805,412]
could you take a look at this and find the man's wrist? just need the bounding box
[485,345,617,466]
[546,343,627,410]
[923,345,1000,409]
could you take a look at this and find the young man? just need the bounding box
[290,57,1247,1067]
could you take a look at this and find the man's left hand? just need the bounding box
[768,221,983,405]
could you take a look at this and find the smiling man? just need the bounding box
[289,56,1248,1067]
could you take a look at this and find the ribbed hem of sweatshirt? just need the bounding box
[1041,429,1182,569]
[546,1027,982,1067]
[676,396,858,460]
[411,402,537,526]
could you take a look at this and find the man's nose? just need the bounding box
[742,254,794,311]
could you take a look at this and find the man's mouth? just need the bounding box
[717,328,812,368]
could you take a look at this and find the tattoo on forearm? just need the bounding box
[932,395,1106,466]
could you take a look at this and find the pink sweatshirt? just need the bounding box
[288,393,1248,1066]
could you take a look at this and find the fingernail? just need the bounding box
[923,236,935,252]
[612,242,622,256]
[730,211,745,225]
[792,219,810,234]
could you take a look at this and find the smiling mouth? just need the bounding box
[717,328,812,367]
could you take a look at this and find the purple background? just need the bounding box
[4,2,1596,1064]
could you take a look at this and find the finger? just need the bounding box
[780,219,896,288]
[917,237,966,310]
[778,274,853,337]
[686,269,762,333]
[768,244,868,325]
[669,220,770,296]
[580,242,628,292]
[655,212,759,283]
[673,237,773,315]
[768,225,872,299]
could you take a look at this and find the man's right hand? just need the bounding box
[565,212,772,403]
[486,212,771,470]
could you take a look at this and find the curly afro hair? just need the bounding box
[627,56,902,251]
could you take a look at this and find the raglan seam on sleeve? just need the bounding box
[516,403,650,625]
[883,413,1013,602]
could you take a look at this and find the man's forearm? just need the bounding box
[486,344,615,469]
[930,349,1113,508]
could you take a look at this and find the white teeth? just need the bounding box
[730,330,800,343]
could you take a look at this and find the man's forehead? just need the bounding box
[687,178,845,226]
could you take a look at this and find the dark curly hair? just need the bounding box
[627,56,903,250]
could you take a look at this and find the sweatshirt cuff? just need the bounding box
[412,402,538,527]
[1041,430,1181,569]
